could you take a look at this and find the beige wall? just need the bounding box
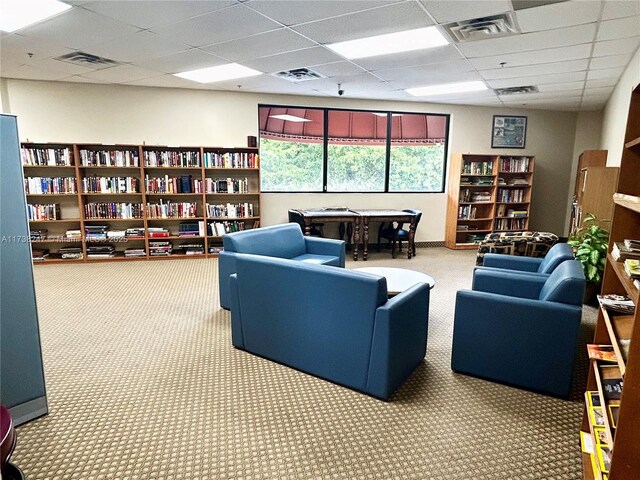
[3,78,579,240]
[600,48,640,166]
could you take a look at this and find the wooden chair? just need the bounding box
[377,209,422,257]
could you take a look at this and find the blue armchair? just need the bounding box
[479,242,574,275]
[218,223,345,309]
[452,260,585,397]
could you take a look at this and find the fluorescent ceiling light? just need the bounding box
[406,81,488,97]
[326,27,449,60]
[174,63,262,83]
[269,114,310,122]
[0,0,72,32]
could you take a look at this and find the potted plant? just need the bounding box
[568,213,610,305]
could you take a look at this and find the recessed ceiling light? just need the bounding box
[174,63,262,83]
[326,27,449,60]
[406,81,488,97]
[0,0,72,32]
[269,115,311,122]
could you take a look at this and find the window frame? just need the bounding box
[258,103,450,194]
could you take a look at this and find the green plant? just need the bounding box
[568,213,610,284]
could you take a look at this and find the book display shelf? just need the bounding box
[445,153,535,249]
[22,143,260,263]
[580,84,640,480]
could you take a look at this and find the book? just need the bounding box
[593,427,608,446]
[611,242,640,261]
[597,445,612,473]
[623,259,640,279]
[600,366,623,400]
[587,345,618,363]
[597,294,635,314]
[624,239,640,250]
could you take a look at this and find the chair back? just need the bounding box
[223,223,306,259]
[538,260,585,305]
[537,242,574,273]
[400,209,422,231]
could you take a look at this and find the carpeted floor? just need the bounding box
[13,248,596,479]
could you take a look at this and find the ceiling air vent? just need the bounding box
[442,13,521,43]
[54,51,121,68]
[494,86,539,96]
[272,68,326,82]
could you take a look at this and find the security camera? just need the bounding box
[338,83,344,96]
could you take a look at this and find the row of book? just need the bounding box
[461,161,492,175]
[145,175,202,194]
[208,221,247,236]
[22,147,73,166]
[146,202,197,219]
[24,176,77,194]
[84,202,144,219]
[205,177,250,193]
[495,218,526,231]
[203,152,259,169]
[497,188,526,203]
[499,157,530,172]
[496,204,528,217]
[460,177,494,186]
[143,150,200,168]
[205,203,255,218]
[498,177,529,186]
[79,149,139,167]
[457,205,478,220]
[27,204,61,221]
[82,176,140,193]
[611,239,640,261]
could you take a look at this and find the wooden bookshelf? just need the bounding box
[21,143,260,263]
[445,153,535,249]
[581,83,640,480]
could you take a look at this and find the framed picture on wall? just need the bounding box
[491,115,527,148]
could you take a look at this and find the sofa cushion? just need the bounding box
[292,253,342,266]
[223,223,306,259]
[538,260,585,306]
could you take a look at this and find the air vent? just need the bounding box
[442,13,521,43]
[272,68,326,82]
[54,51,121,68]
[494,86,539,96]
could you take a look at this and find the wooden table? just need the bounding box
[352,209,417,260]
[353,267,435,296]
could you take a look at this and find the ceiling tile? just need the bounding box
[1,64,70,81]
[310,61,367,78]
[59,74,110,84]
[592,37,640,57]
[468,44,592,70]
[242,46,344,73]
[597,16,640,41]
[151,4,282,48]
[90,30,191,64]
[245,0,398,26]
[602,0,640,20]
[16,8,140,50]
[459,24,597,57]
[352,45,464,71]
[198,74,292,91]
[81,1,236,29]
[374,59,477,83]
[202,28,315,62]
[589,53,634,69]
[585,77,618,88]
[33,57,98,75]
[586,66,626,80]
[418,1,511,23]
[516,1,601,32]
[487,70,587,88]
[291,2,433,44]
[537,81,585,92]
[389,69,484,90]
[0,34,73,63]
[81,65,162,83]
[136,49,228,75]
[583,86,615,97]
[124,74,210,89]
[480,59,588,80]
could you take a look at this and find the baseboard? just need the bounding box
[9,395,48,426]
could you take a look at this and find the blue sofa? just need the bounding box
[478,242,574,276]
[218,223,345,309]
[452,260,585,397]
[229,253,430,400]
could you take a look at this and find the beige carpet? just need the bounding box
[13,248,596,479]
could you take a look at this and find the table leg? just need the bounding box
[303,220,312,236]
[353,219,360,261]
[363,218,369,260]
[408,221,417,259]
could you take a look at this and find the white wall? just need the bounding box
[600,48,640,166]
[3,78,579,241]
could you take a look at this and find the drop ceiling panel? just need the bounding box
[81,1,236,29]
[583,86,615,97]
[81,65,162,83]
[480,59,588,80]
[602,0,640,20]
[291,2,433,44]
[90,30,191,64]
[352,45,464,72]
[0,34,73,65]
[516,1,601,32]
[590,53,634,69]
[586,67,626,80]
[124,74,210,89]
[459,24,597,57]
[487,70,587,88]
[0,64,70,81]
[242,46,344,73]
[374,59,477,83]
[592,37,640,57]
[245,0,398,26]
[202,29,316,62]
[537,81,585,92]
[137,49,229,75]
[389,69,485,89]
[468,44,592,70]
[418,0,512,23]
[585,77,618,88]
[60,75,109,84]
[151,5,282,48]
[310,61,367,78]
[17,8,140,50]
[596,16,640,41]
[34,57,98,75]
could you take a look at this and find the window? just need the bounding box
[259,105,448,193]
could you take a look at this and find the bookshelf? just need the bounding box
[445,153,535,250]
[21,143,260,263]
[580,83,640,480]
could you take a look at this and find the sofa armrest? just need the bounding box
[472,268,547,299]
[218,251,238,310]
[304,236,346,267]
[482,253,542,271]
[366,283,430,399]
[452,290,582,397]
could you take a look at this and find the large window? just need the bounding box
[259,105,448,193]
